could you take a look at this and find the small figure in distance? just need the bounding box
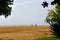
[42,1,48,8]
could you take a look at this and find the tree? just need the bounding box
[46,4,60,37]
[42,0,60,8]
[0,0,13,18]
[41,0,60,37]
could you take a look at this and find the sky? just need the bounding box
[0,0,55,26]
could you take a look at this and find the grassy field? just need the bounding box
[0,26,52,40]
[37,37,60,40]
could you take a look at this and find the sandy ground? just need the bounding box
[0,26,52,40]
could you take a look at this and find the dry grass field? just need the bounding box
[0,26,52,40]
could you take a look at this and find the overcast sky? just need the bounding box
[0,0,55,26]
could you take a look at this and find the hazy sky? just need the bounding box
[0,0,55,26]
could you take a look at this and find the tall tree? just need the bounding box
[46,4,60,37]
[0,0,13,18]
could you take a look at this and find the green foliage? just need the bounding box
[46,4,60,37]
[37,37,60,40]
[0,0,13,18]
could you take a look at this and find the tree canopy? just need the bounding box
[0,0,13,18]
[42,0,60,8]
[45,0,60,37]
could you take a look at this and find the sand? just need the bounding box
[0,26,52,40]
